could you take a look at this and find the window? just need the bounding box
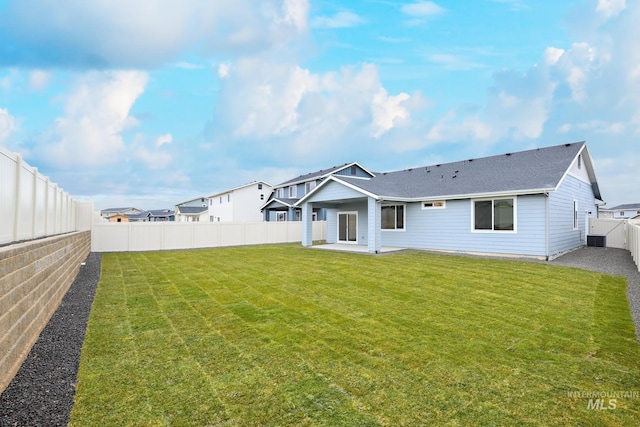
[258,183,263,190]
[288,185,297,198]
[219,196,222,204]
[382,205,405,230]
[578,154,582,169]
[209,216,214,222]
[305,181,317,194]
[350,165,357,175]
[573,200,579,230]
[209,199,213,206]
[473,198,515,232]
[277,212,287,222]
[277,188,285,198]
[260,194,264,200]
[227,194,231,202]
[422,201,445,209]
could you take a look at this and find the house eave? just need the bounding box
[377,188,557,203]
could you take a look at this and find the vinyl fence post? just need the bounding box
[13,154,22,243]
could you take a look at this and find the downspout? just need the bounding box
[545,192,550,261]
[375,198,380,254]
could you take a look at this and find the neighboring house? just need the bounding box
[175,197,209,222]
[207,181,272,222]
[128,209,175,222]
[100,207,143,220]
[600,203,640,219]
[297,142,603,260]
[108,214,130,223]
[262,162,374,221]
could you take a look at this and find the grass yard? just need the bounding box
[70,245,640,426]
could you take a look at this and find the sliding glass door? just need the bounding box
[338,212,357,243]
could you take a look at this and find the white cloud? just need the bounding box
[0,108,16,142]
[311,10,366,29]
[371,88,411,138]
[596,0,626,19]
[218,63,231,79]
[28,69,51,91]
[34,70,148,168]
[401,1,446,18]
[214,59,423,163]
[1,0,310,67]
[155,133,173,147]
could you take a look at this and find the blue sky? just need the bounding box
[0,0,638,210]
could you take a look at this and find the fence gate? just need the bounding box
[589,218,628,249]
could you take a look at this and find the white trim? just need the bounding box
[295,175,380,206]
[337,211,358,244]
[206,180,272,199]
[471,196,518,234]
[573,199,579,230]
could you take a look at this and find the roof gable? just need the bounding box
[276,162,374,187]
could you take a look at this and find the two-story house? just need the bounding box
[207,181,272,222]
[261,162,374,221]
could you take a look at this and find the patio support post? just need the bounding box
[368,197,381,253]
[301,202,313,247]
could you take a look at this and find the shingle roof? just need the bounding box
[178,206,208,214]
[323,142,597,200]
[605,203,640,211]
[277,162,369,187]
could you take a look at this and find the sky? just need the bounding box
[0,0,638,211]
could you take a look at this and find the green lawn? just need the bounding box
[70,245,640,426]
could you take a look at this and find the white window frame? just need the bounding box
[288,185,297,198]
[276,212,287,222]
[381,204,406,231]
[471,197,517,233]
[276,188,285,198]
[305,181,317,194]
[422,201,446,210]
[573,200,579,230]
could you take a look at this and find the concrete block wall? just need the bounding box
[0,231,91,394]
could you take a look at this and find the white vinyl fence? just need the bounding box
[92,221,327,252]
[1,145,92,245]
[630,220,640,272]
[590,217,640,272]
[589,218,629,249]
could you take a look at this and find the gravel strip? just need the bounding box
[0,252,102,427]
[550,246,640,340]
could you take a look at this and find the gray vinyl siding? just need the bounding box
[548,174,597,256]
[334,165,371,178]
[379,195,547,256]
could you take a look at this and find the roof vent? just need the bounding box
[565,143,571,147]
[426,169,431,173]
[454,170,459,173]
[469,159,473,162]
[408,168,412,172]
[452,175,457,179]
[505,153,511,156]
[436,164,441,167]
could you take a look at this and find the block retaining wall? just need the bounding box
[0,231,91,394]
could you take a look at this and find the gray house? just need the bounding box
[262,162,374,221]
[297,142,602,259]
[600,203,640,219]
